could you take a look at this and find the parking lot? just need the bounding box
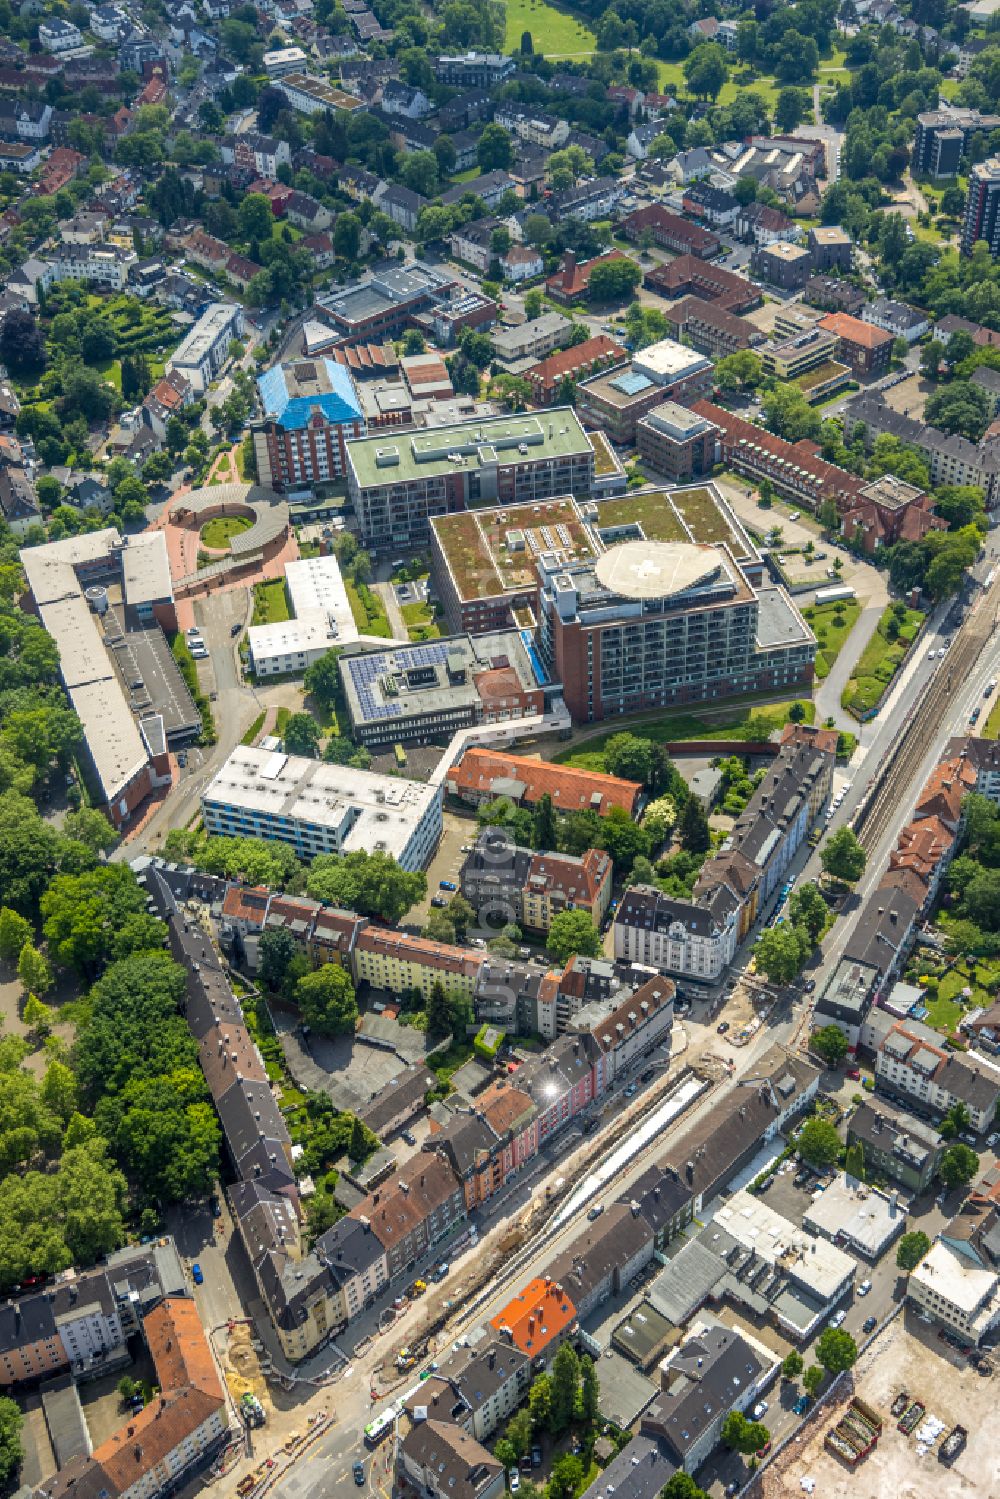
[404,810,477,928]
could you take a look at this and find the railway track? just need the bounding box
[853,578,1000,856]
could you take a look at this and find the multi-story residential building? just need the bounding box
[614,885,739,982]
[751,241,812,290]
[433,51,515,87]
[166,301,243,393]
[411,1340,530,1443]
[840,473,946,554]
[760,325,841,381]
[963,156,1000,255]
[459,829,613,934]
[430,1084,538,1210]
[353,927,484,1004]
[847,1099,943,1193]
[221,131,291,178]
[914,109,1000,178]
[365,1150,467,1281]
[843,389,1000,500]
[396,1420,505,1499]
[806,224,853,270]
[34,1298,227,1499]
[573,975,674,1086]
[643,1324,774,1476]
[39,17,83,50]
[545,176,625,223]
[490,1277,578,1363]
[493,103,569,150]
[813,957,881,1048]
[344,409,595,552]
[537,540,815,724]
[38,243,136,292]
[948,734,1000,802]
[201,745,443,870]
[253,358,365,492]
[274,71,363,116]
[490,312,573,365]
[447,748,641,817]
[862,298,930,344]
[870,1013,1000,1131]
[548,1205,655,1320]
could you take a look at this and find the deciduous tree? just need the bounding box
[295,965,359,1036]
[547,909,601,964]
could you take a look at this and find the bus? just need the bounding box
[363,1409,395,1447]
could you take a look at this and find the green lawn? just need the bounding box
[201,514,253,549]
[402,598,441,641]
[347,579,391,638]
[984,696,1000,739]
[252,579,290,626]
[842,605,924,717]
[801,598,863,681]
[553,697,815,772]
[918,958,1000,1035]
[655,59,782,110]
[504,0,596,55]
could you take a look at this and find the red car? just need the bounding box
[846,1068,861,1080]
[756,1442,772,1458]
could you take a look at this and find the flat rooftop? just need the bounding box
[431,495,597,602]
[761,242,811,262]
[319,262,452,328]
[170,302,240,366]
[345,408,592,490]
[859,473,927,509]
[120,531,172,607]
[818,957,880,1020]
[803,1172,906,1257]
[641,400,715,441]
[339,630,541,727]
[103,607,200,742]
[754,585,814,650]
[714,1188,856,1303]
[595,484,756,559]
[202,744,440,860]
[633,338,713,384]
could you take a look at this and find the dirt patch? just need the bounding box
[757,1313,999,1498]
[222,1323,271,1410]
[881,373,930,422]
[0,971,78,1079]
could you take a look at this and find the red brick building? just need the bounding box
[623,203,720,258]
[818,311,894,377]
[692,399,866,514]
[545,249,634,304]
[644,254,761,314]
[526,333,626,403]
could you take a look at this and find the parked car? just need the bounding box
[430,896,446,908]
[231,621,242,637]
[439,880,457,891]
[753,1400,768,1419]
[587,1204,605,1222]
[531,1446,542,1469]
[804,979,816,993]
[353,1462,365,1485]
[401,1130,417,1147]
[191,1264,204,1285]
[430,1263,449,1283]
[863,1316,878,1333]
[793,1395,810,1415]
[509,1471,520,1492]
[846,1067,861,1080]
[717,1021,730,1034]
[858,1279,872,1296]
[830,1309,846,1328]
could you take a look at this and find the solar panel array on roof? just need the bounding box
[611,370,654,396]
[346,640,455,722]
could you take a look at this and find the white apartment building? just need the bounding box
[872,1015,1000,1132]
[40,244,136,292]
[613,885,738,982]
[908,1240,1000,1344]
[201,745,443,869]
[167,302,244,393]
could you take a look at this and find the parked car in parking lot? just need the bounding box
[830,1309,846,1328]
[863,1316,877,1333]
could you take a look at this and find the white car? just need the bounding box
[830,1310,847,1328]
[858,1279,872,1297]
[509,1473,520,1493]
[753,1401,768,1419]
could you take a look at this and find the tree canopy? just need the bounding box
[306,849,426,924]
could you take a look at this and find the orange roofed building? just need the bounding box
[448,748,641,817]
[490,1276,577,1363]
[36,1298,227,1499]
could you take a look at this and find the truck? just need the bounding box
[814,584,857,606]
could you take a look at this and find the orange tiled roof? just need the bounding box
[451,748,641,816]
[818,311,894,349]
[490,1276,576,1355]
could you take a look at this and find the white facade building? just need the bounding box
[613,885,738,982]
[908,1240,1000,1344]
[201,745,443,869]
[167,302,244,393]
[247,554,359,677]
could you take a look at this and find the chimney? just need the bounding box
[562,250,576,285]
